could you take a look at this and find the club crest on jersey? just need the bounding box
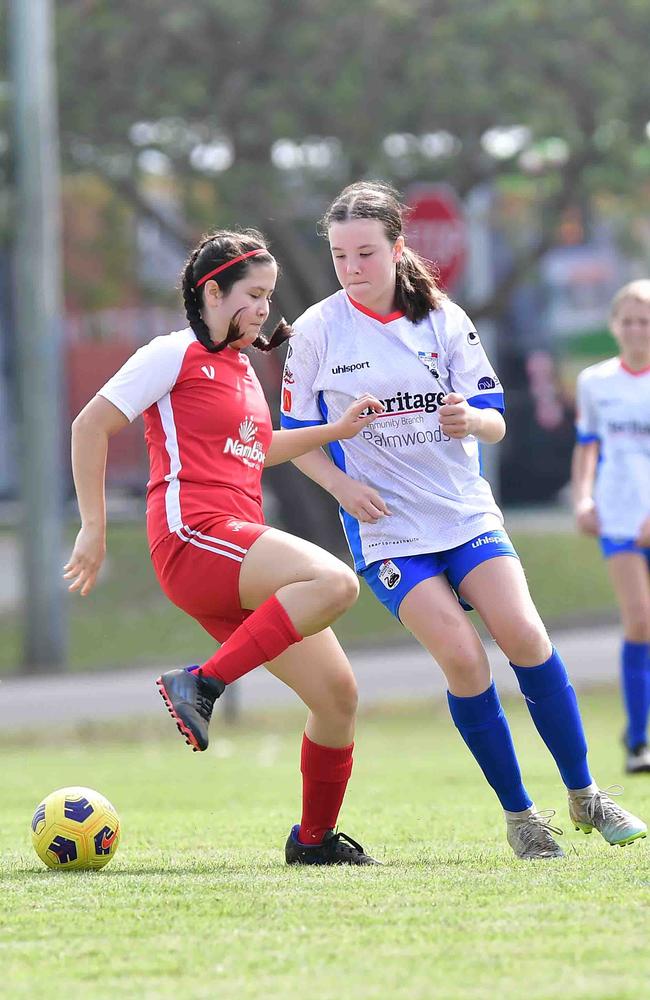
[417,352,439,378]
[224,415,266,468]
[378,559,401,590]
[467,330,480,346]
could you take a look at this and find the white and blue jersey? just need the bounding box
[280,291,505,570]
[575,357,650,541]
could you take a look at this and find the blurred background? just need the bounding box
[1,0,649,677]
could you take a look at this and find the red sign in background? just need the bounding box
[405,185,467,291]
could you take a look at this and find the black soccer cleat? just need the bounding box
[156,668,225,752]
[285,825,381,865]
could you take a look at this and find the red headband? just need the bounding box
[194,249,268,289]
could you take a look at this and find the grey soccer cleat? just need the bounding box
[506,808,565,860]
[625,744,650,775]
[569,786,647,846]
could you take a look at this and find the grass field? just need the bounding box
[2,690,649,999]
[0,523,617,674]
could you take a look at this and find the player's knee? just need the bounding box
[329,671,359,720]
[318,564,359,617]
[624,612,650,644]
[500,619,551,666]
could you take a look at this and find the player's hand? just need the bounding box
[331,476,391,523]
[332,394,385,440]
[574,498,600,536]
[63,524,106,596]
[636,515,650,547]
[438,393,478,439]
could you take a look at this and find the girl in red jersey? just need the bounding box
[64,229,383,865]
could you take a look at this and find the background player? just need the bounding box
[64,228,385,865]
[281,181,647,859]
[572,279,650,774]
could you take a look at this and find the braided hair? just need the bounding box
[180,229,292,353]
[319,181,446,323]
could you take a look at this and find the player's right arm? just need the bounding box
[571,440,600,535]
[64,396,130,596]
[292,450,390,524]
[281,320,390,524]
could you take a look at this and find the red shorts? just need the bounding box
[150,517,269,644]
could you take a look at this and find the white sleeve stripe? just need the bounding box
[156,394,182,532]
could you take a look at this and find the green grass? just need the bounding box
[1,690,649,999]
[0,524,617,675]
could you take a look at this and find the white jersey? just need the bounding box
[575,357,650,539]
[280,291,504,569]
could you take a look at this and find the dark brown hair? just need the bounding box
[319,181,446,323]
[181,229,291,353]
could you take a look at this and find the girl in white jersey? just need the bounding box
[572,279,650,775]
[64,228,385,866]
[282,181,646,858]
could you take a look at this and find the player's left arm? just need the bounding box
[442,306,505,442]
[265,394,384,467]
[438,394,506,442]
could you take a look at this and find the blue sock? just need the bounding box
[511,647,592,790]
[621,640,650,749]
[447,682,532,812]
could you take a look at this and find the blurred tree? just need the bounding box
[54,0,650,319]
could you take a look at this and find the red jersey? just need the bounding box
[98,329,273,552]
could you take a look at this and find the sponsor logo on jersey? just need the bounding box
[223,415,266,468]
[467,330,480,346]
[378,559,401,590]
[607,419,650,436]
[417,351,439,377]
[283,367,295,385]
[201,365,215,379]
[283,388,292,412]
[331,361,371,374]
[477,375,497,390]
[362,426,451,448]
[373,389,446,415]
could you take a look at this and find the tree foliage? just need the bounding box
[48,0,650,315]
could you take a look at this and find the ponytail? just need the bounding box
[395,248,446,324]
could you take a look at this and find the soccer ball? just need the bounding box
[31,786,121,871]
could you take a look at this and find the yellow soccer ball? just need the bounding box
[31,786,121,871]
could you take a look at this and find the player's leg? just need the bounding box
[459,554,647,846]
[262,629,378,864]
[396,574,562,859]
[155,524,360,749]
[606,550,650,772]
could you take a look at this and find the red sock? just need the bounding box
[298,733,354,845]
[199,595,302,684]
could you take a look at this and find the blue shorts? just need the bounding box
[600,537,650,564]
[360,529,519,621]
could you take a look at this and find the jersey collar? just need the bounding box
[346,294,405,325]
[620,358,650,376]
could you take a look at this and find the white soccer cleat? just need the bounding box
[506,808,565,860]
[569,786,647,846]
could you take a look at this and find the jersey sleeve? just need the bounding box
[97,334,188,422]
[447,307,505,413]
[574,370,600,443]
[279,329,326,429]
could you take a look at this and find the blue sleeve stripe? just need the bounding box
[317,391,365,571]
[280,414,325,429]
[575,431,600,444]
[467,392,505,414]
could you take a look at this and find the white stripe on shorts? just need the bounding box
[176,526,244,563]
[182,524,248,554]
